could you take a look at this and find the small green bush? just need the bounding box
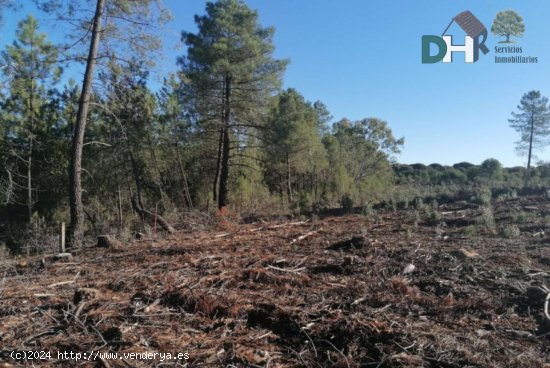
[499,224,520,238]
[513,211,535,224]
[464,225,477,237]
[478,205,495,229]
[475,187,492,205]
[341,193,354,214]
[414,197,425,211]
[361,202,375,217]
[297,192,313,215]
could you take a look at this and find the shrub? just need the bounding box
[429,209,441,221]
[475,187,492,205]
[340,193,354,214]
[297,192,313,216]
[478,205,495,229]
[464,225,477,237]
[411,210,421,228]
[513,211,533,224]
[361,202,375,217]
[414,197,425,211]
[499,224,520,238]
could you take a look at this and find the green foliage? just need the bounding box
[491,10,525,43]
[0,1,410,252]
[179,0,287,208]
[0,15,63,229]
[475,187,492,205]
[294,191,312,216]
[324,118,402,204]
[361,202,376,218]
[429,209,441,222]
[340,193,353,213]
[480,158,503,182]
[512,211,532,224]
[262,88,327,202]
[414,197,425,211]
[464,225,477,237]
[332,118,403,180]
[478,206,495,229]
[499,224,520,238]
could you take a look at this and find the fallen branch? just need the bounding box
[544,288,550,322]
[214,232,231,238]
[290,231,316,244]
[47,280,76,288]
[266,265,306,273]
[131,197,175,234]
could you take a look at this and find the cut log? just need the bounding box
[131,197,175,234]
[54,253,73,261]
[97,235,121,248]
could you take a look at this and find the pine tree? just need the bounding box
[179,0,287,209]
[35,0,171,247]
[157,74,194,210]
[509,90,550,184]
[0,15,61,224]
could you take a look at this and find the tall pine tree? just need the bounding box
[509,90,550,184]
[179,0,287,209]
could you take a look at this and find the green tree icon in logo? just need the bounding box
[491,10,525,43]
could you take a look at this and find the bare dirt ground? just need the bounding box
[1,195,549,367]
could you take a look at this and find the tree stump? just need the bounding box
[96,235,121,248]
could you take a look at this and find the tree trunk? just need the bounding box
[218,74,231,209]
[175,143,193,209]
[218,127,230,209]
[68,0,105,248]
[27,135,33,224]
[286,154,292,202]
[212,128,223,202]
[117,185,123,228]
[128,150,144,209]
[27,75,35,225]
[147,136,167,211]
[526,111,535,185]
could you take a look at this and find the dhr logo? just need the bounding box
[422,11,490,63]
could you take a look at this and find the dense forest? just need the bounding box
[0,0,548,254]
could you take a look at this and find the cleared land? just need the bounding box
[1,196,549,367]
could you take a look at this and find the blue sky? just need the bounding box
[2,1,550,167]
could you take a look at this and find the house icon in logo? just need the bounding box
[422,11,490,63]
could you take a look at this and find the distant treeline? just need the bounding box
[394,159,550,187]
